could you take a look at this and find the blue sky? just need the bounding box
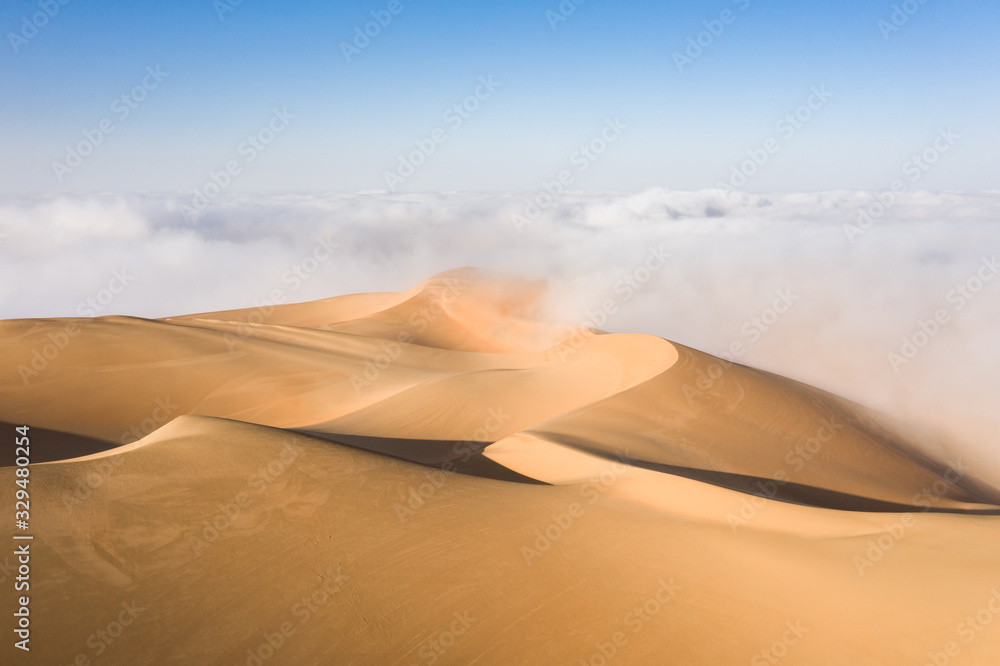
[1,0,998,194]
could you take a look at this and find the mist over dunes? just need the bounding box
[2,269,1000,664]
[4,0,998,662]
[3,189,999,482]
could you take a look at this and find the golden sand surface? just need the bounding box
[2,269,998,665]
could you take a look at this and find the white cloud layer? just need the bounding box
[1,189,999,483]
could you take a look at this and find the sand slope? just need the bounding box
[2,269,999,664]
[3,416,1000,665]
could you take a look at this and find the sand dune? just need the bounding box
[519,342,1000,511]
[2,269,999,664]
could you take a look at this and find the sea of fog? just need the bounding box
[2,189,998,484]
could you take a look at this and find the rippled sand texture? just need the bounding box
[2,269,999,665]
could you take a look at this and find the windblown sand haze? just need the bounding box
[2,269,999,665]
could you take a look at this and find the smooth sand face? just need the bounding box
[2,268,999,665]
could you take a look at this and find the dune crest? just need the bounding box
[3,270,999,664]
